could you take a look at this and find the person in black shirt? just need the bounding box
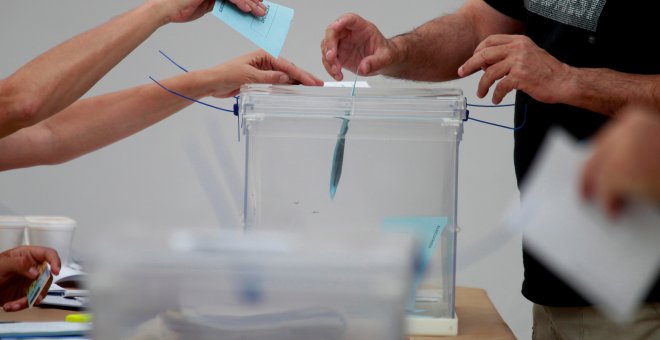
[320,1,660,338]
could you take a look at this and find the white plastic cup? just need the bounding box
[0,216,26,252]
[25,216,76,265]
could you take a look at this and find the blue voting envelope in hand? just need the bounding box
[212,0,294,57]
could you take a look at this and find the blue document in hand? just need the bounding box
[212,0,294,57]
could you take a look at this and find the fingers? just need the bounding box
[460,44,514,103]
[27,246,61,276]
[581,155,621,218]
[458,43,512,102]
[602,190,624,219]
[321,13,366,81]
[358,48,390,76]
[491,76,517,104]
[330,13,369,32]
[9,246,61,278]
[580,124,626,218]
[592,159,626,219]
[2,250,39,280]
[210,50,322,98]
[259,70,292,84]
[322,25,343,80]
[273,57,323,86]
[2,296,28,312]
[458,44,510,78]
[474,58,510,98]
[229,0,267,16]
[592,162,625,219]
[457,34,523,78]
[580,151,599,201]
[473,34,516,54]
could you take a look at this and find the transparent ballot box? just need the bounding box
[240,84,466,335]
[89,230,415,340]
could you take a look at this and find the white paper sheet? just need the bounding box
[0,321,90,337]
[509,129,660,323]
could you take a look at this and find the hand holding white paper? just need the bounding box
[509,129,660,323]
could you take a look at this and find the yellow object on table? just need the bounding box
[65,313,92,323]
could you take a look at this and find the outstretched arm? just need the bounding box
[321,0,522,81]
[0,50,323,171]
[0,0,266,139]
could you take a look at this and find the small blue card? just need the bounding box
[212,0,294,57]
[382,216,448,312]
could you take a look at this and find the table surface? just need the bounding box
[409,287,516,339]
[0,287,515,339]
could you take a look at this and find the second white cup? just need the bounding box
[25,216,76,266]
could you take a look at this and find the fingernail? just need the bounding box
[279,75,290,82]
[28,267,39,277]
[326,50,332,59]
[458,66,464,76]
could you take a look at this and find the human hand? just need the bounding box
[321,13,397,81]
[0,246,61,312]
[147,0,213,23]
[581,107,660,218]
[204,49,323,98]
[458,34,574,104]
[228,0,267,17]
[148,0,265,24]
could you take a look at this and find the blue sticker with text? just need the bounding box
[382,216,448,312]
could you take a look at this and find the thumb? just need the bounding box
[359,50,391,76]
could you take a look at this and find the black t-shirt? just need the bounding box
[483,0,660,306]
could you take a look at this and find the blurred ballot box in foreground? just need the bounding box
[87,229,415,340]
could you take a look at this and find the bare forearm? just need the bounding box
[0,72,212,170]
[0,2,170,137]
[563,68,660,116]
[382,0,522,81]
[383,15,479,81]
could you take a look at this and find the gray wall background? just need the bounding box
[0,1,530,338]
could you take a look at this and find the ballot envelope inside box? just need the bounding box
[240,84,466,335]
